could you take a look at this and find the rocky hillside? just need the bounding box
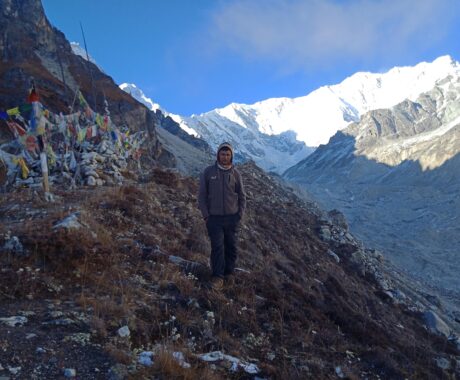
[0,0,178,168]
[285,74,460,319]
[0,163,459,379]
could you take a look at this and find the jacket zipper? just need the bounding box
[222,170,226,214]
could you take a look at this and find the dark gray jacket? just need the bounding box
[198,163,246,219]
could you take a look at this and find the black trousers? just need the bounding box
[206,214,240,278]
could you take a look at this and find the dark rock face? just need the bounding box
[0,0,174,167]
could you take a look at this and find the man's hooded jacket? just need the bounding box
[198,143,246,219]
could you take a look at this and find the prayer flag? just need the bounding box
[7,107,20,116]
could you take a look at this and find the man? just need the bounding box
[198,142,246,290]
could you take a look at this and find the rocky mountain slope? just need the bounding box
[285,73,460,318]
[0,163,459,379]
[0,0,179,169]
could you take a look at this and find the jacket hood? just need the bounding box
[217,142,234,163]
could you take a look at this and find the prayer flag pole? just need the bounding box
[79,22,97,111]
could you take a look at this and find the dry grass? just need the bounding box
[0,164,458,379]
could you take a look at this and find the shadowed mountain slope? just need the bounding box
[285,75,460,320]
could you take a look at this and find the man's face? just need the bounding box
[218,149,232,166]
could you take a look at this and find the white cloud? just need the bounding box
[208,0,457,71]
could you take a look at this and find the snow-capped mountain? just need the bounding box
[178,56,458,143]
[119,83,161,113]
[121,56,459,174]
[120,84,314,173]
[284,73,460,311]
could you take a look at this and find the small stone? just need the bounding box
[86,176,97,186]
[26,333,37,340]
[52,213,82,230]
[327,249,340,263]
[36,347,46,354]
[138,351,154,366]
[117,326,130,338]
[49,311,64,318]
[48,357,58,365]
[335,366,345,378]
[2,236,25,256]
[423,311,451,337]
[83,168,99,178]
[63,368,76,378]
[8,366,21,375]
[0,316,28,327]
[319,226,332,241]
[435,357,450,370]
[172,352,191,368]
[42,318,75,326]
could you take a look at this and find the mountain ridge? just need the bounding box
[122,56,460,174]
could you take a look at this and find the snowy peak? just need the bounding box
[285,72,460,182]
[119,83,161,111]
[180,56,460,153]
[70,42,103,71]
[329,55,460,116]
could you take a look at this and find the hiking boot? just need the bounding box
[210,277,224,291]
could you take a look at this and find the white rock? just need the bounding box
[435,357,450,370]
[335,366,345,378]
[199,351,224,362]
[198,351,259,374]
[138,351,154,366]
[0,316,28,327]
[52,213,82,230]
[64,368,76,377]
[83,170,99,179]
[327,249,340,263]
[117,326,130,338]
[423,311,451,337]
[8,366,21,375]
[86,176,97,186]
[172,352,191,369]
[2,236,24,256]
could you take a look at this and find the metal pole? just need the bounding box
[79,22,97,111]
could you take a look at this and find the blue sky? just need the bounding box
[42,0,460,116]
